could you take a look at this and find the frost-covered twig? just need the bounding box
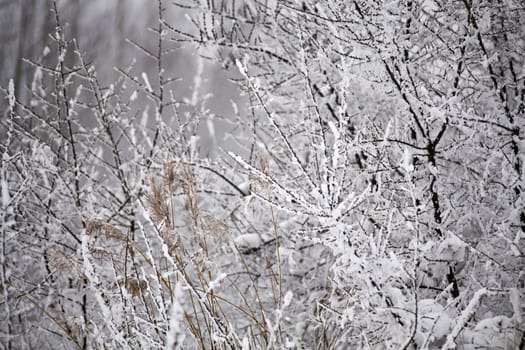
[441,288,487,350]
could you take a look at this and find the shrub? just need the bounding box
[1,0,524,348]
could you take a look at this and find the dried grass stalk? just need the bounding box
[86,219,127,242]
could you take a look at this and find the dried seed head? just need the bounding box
[160,229,180,257]
[146,178,171,226]
[202,214,231,245]
[126,278,148,297]
[163,162,176,188]
[48,247,78,272]
[86,219,126,242]
[190,249,213,273]
[89,247,113,261]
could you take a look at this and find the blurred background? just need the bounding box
[0,0,244,156]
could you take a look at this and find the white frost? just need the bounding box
[142,72,153,92]
[441,288,487,349]
[206,273,227,294]
[1,159,10,209]
[166,282,185,349]
[510,288,523,324]
[237,181,250,195]
[7,79,15,111]
[234,234,264,249]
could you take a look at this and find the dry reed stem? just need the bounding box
[146,178,172,227]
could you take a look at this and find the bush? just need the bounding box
[1,0,524,348]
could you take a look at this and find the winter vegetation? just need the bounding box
[1,0,524,349]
